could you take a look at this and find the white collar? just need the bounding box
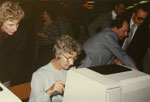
[112,10,117,20]
[130,17,138,29]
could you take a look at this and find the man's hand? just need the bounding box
[46,80,65,96]
[112,59,123,65]
[112,59,138,70]
[133,66,138,70]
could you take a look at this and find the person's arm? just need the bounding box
[37,32,48,38]
[104,33,137,68]
[29,72,65,102]
[29,73,50,102]
[112,59,138,70]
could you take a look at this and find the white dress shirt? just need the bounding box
[112,10,117,20]
[122,18,138,50]
[129,18,138,41]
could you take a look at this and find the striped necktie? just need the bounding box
[122,24,135,51]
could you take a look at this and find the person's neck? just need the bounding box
[51,59,62,70]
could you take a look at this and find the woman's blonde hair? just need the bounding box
[0,1,24,26]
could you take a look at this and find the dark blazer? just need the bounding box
[121,15,149,69]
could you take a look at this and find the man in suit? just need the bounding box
[88,2,125,36]
[121,5,148,71]
[79,17,137,69]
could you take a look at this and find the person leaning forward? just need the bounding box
[79,17,137,70]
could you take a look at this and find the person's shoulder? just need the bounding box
[32,64,50,79]
[101,28,113,35]
[34,63,51,74]
[102,28,117,39]
[87,28,109,39]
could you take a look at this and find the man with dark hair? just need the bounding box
[88,1,125,36]
[121,5,148,71]
[79,18,137,69]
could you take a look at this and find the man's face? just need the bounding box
[115,4,125,15]
[42,11,50,21]
[57,52,77,70]
[133,9,147,27]
[1,20,19,35]
[117,21,128,40]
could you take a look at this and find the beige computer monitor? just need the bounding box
[0,83,21,102]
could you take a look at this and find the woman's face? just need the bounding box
[1,20,19,35]
[57,51,77,70]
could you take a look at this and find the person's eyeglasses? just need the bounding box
[136,15,146,21]
[62,54,77,62]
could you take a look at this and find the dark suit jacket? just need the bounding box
[121,15,149,69]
